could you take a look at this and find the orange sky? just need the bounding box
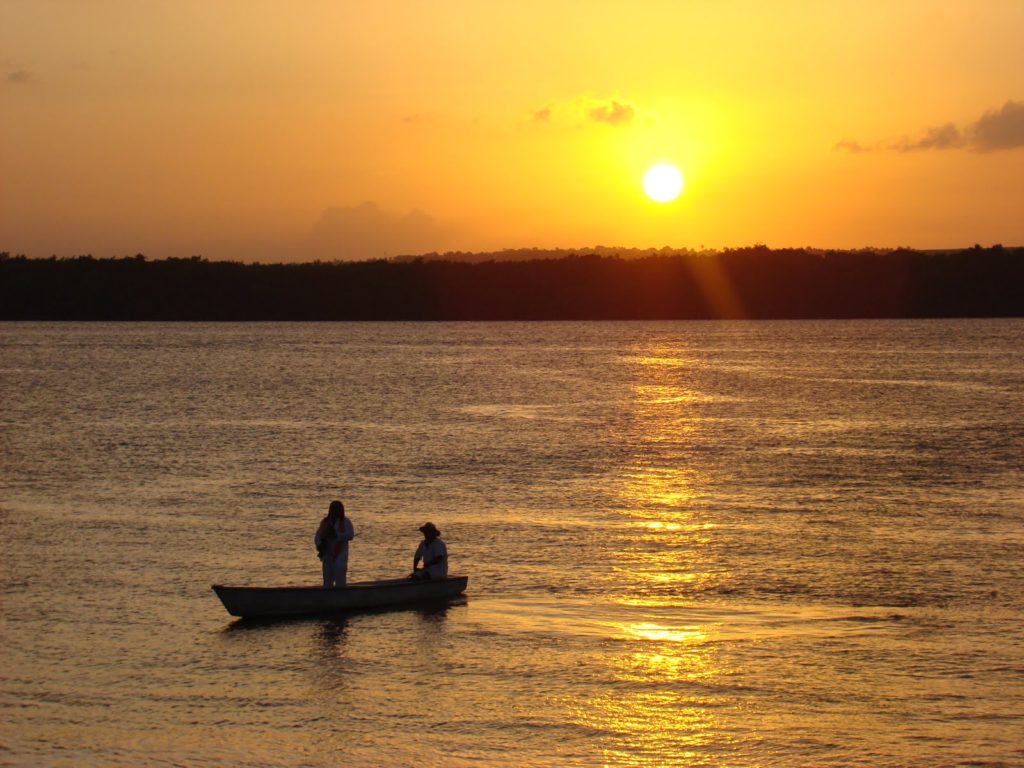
[2,1,1023,261]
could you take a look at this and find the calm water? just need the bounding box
[2,320,1023,767]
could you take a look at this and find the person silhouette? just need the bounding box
[411,522,447,580]
[315,500,354,588]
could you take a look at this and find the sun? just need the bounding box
[643,163,684,203]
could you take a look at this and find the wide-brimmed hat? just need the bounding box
[419,522,441,537]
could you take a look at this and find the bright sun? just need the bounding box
[643,163,684,203]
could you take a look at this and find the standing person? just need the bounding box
[315,500,354,588]
[411,522,447,580]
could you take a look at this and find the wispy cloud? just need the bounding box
[833,139,873,154]
[588,99,635,126]
[6,69,32,85]
[836,100,1024,154]
[530,96,638,128]
[892,122,965,153]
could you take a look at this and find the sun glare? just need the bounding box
[643,163,684,203]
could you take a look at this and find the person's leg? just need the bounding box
[322,557,334,588]
[335,552,348,587]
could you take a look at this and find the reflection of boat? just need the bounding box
[212,576,469,619]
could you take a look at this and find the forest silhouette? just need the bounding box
[1,246,1021,320]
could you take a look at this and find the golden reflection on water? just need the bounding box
[568,618,726,766]
[614,345,719,602]
[565,345,730,764]
[625,622,708,645]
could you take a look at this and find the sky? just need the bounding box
[2,0,1023,262]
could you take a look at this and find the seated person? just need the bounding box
[411,522,447,580]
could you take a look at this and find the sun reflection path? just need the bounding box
[611,344,722,605]
[563,344,734,764]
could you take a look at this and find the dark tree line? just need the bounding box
[0,246,1021,320]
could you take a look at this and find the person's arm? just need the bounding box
[413,541,424,570]
[341,519,354,542]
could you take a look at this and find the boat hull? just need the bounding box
[212,576,469,619]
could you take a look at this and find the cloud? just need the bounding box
[892,122,965,152]
[970,100,1024,152]
[530,96,638,128]
[588,99,635,126]
[833,139,872,154]
[836,100,1024,154]
[6,69,31,85]
[305,202,451,260]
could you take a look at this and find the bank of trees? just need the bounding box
[0,246,1020,320]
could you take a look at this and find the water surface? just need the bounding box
[2,320,1022,766]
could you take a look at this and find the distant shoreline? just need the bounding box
[2,246,1021,321]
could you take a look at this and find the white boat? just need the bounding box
[212,576,469,619]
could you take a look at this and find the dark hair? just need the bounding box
[328,500,344,517]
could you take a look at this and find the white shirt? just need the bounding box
[315,517,354,561]
[415,538,448,579]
